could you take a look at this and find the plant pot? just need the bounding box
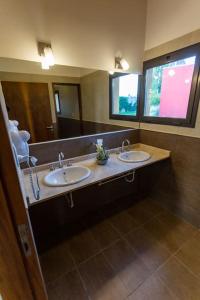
[96,158,108,165]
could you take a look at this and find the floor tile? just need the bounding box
[103,239,150,293]
[109,211,138,235]
[158,210,197,236]
[90,220,120,249]
[126,227,171,272]
[79,253,128,300]
[144,212,196,253]
[175,231,200,278]
[138,198,168,216]
[157,257,200,300]
[47,270,88,300]
[128,273,177,300]
[40,242,75,283]
[68,230,101,264]
[127,202,157,226]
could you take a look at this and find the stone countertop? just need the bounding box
[23,143,170,206]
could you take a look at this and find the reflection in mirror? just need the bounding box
[52,83,83,139]
[110,73,139,121]
[0,58,136,144]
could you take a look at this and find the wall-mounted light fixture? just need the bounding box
[38,42,55,70]
[115,56,129,71]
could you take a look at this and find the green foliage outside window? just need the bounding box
[119,96,137,116]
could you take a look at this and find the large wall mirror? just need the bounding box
[0,58,137,144]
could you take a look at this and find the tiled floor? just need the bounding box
[40,197,200,300]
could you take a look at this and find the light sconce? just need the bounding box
[38,42,55,70]
[115,56,129,71]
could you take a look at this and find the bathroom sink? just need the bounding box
[118,150,151,163]
[44,166,91,187]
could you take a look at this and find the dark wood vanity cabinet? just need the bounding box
[28,161,163,252]
[28,173,139,252]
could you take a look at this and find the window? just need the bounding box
[109,73,140,121]
[140,43,200,127]
[54,90,61,114]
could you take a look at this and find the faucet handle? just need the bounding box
[125,139,130,145]
[59,152,64,158]
[122,139,130,152]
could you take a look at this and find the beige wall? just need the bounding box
[145,0,200,50]
[0,72,80,123]
[142,30,200,138]
[0,0,147,72]
[80,71,139,129]
[144,0,200,137]
[81,30,200,138]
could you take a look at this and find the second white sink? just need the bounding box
[118,150,151,163]
[44,166,91,187]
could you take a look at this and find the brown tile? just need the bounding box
[140,129,177,152]
[157,257,200,300]
[90,220,120,249]
[68,230,101,264]
[103,239,150,293]
[30,129,137,165]
[175,231,200,278]
[140,130,200,229]
[79,253,128,300]
[138,198,168,216]
[158,210,197,234]
[109,211,138,235]
[40,242,75,283]
[128,273,176,300]
[47,270,88,300]
[128,202,157,225]
[126,227,171,272]
[144,212,197,253]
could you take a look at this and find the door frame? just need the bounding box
[0,84,48,300]
[52,82,83,134]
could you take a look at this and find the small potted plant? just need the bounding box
[96,143,109,165]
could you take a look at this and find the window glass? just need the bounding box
[111,74,139,117]
[144,56,196,118]
[55,91,61,114]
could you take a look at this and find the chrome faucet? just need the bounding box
[121,139,130,152]
[58,152,64,168]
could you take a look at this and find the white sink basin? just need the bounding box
[118,150,151,163]
[44,166,91,187]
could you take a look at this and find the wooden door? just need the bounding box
[0,86,48,300]
[0,181,34,300]
[1,81,54,143]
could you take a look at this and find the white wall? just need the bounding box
[0,0,146,72]
[145,0,200,50]
[143,1,200,138]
